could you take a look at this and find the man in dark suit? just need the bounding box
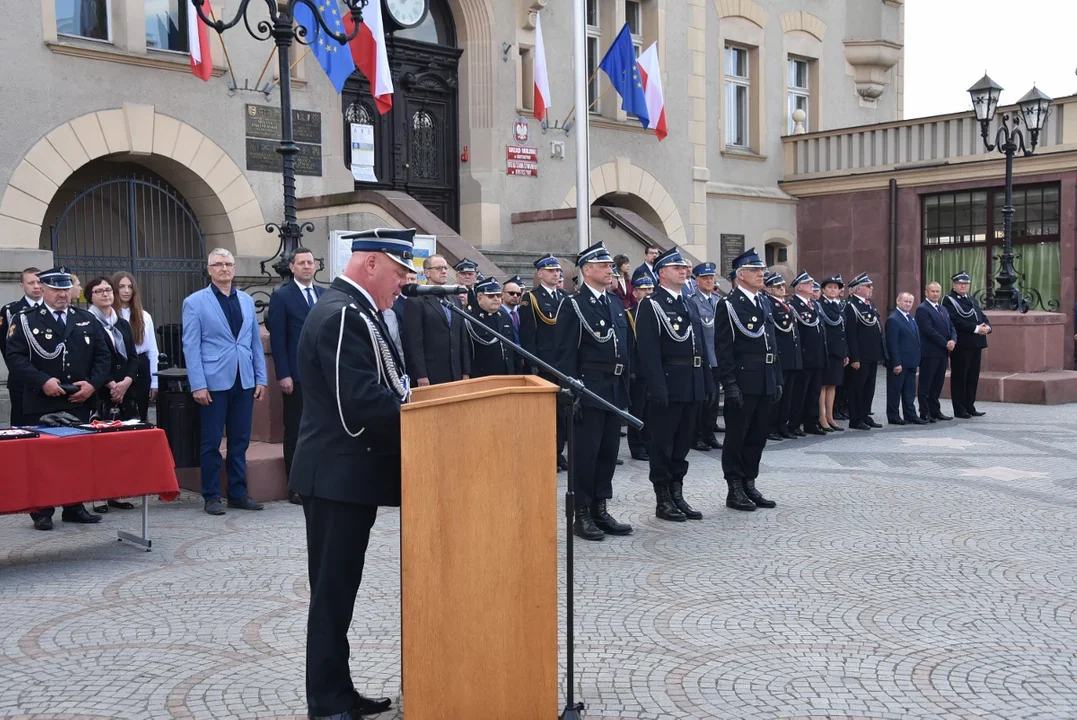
[289,228,412,720]
[402,255,470,386]
[267,247,325,505]
[944,271,991,418]
[633,246,660,286]
[885,292,927,425]
[788,271,827,436]
[915,281,957,422]
[520,254,568,470]
[0,267,43,426]
[844,272,887,430]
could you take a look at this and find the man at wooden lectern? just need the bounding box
[289,228,414,720]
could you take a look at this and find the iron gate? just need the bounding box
[50,173,206,368]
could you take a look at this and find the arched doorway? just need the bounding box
[47,161,206,367]
[342,0,462,229]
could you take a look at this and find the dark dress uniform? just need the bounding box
[820,299,849,387]
[93,313,140,420]
[635,250,714,522]
[788,277,827,435]
[1,296,43,425]
[466,278,518,378]
[289,230,409,720]
[553,244,633,540]
[453,257,480,316]
[625,269,653,461]
[715,254,782,511]
[945,280,991,417]
[519,254,568,467]
[687,262,721,451]
[766,282,802,439]
[844,274,888,429]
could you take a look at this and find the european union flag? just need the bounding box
[598,23,650,128]
[294,2,355,93]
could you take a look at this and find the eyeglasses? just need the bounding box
[426,265,449,271]
[504,291,522,297]
[91,288,114,296]
[209,262,236,269]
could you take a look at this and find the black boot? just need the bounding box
[572,507,605,541]
[654,485,687,522]
[592,500,633,535]
[725,478,757,511]
[669,481,703,520]
[743,478,777,508]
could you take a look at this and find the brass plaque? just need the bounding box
[245,104,322,145]
[720,234,746,276]
[245,138,323,177]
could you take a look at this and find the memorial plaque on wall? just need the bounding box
[245,138,323,177]
[245,104,322,144]
[720,234,745,276]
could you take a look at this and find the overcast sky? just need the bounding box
[903,1,1077,119]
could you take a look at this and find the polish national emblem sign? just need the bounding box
[513,116,529,145]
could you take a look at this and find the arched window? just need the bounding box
[395,0,456,46]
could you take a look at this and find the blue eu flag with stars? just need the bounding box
[598,23,650,129]
[294,2,356,93]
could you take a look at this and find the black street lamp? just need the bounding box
[190,0,368,280]
[968,74,1052,312]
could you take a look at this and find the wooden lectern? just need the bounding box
[400,375,560,718]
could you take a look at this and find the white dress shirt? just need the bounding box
[121,307,160,389]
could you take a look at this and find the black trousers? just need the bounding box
[918,355,948,417]
[647,401,697,488]
[886,367,918,420]
[696,368,721,442]
[846,363,878,424]
[627,378,649,455]
[26,407,93,521]
[572,407,620,508]
[132,352,152,423]
[723,393,772,481]
[770,369,797,433]
[950,349,982,414]
[790,367,821,429]
[303,495,378,717]
[282,382,304,479]
[540,370,567,456]
[7,378,25,426]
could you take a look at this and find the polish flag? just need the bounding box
[188,0,213,81]
[345,2,394,114]
[533,11,551,122]
[636,43,667,141]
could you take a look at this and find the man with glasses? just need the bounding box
[520,253,568,471]
[182,248,268,516]
[402,254,470,387]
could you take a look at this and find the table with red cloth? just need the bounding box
[1,428,180,550]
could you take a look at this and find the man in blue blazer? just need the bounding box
[182,248,268,516]
[885,291,927,425]
[915,281,957,422]
[267,247,324,504]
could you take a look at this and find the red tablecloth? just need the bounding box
[1,428,180,515]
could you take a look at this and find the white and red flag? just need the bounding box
[636,43,667,141]
[188,0,213,81]
[346,1,394,114]
[533,11,552,121]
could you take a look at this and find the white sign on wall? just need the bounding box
[350,123,377,183]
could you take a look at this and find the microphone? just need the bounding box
[400,283,469,298]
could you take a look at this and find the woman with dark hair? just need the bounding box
[611,253,635,309]
[112,271,159,423]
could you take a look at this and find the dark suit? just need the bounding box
[402,293,470,385]
[1,297,42,425]
[945,292,990,414]
[289,277,407,718]
[915,300,956,418]
[467,309,518,378]
[519,285,567,456]
[553,288,630,509]
[267,280,325,478]
[885,310,921,421]
[95,316,140,420]
[768,295,801,435]
[789,294,826,431]
[844,296,887,426]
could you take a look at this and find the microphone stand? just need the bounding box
[440,299,642,720]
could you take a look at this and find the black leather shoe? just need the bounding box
[906,417,929,425]
[654,485,687,522]
[805,425,827,436]
[827,424,845,432]
[743,478,776,508]
[921,415,937,424]
[793,428,807,437]
[969,409,986,417]
[932,413,952,421]
[289,491,303,505]
[630,450,650,461]
[725,479,757,512]
[767,432,783,441]
[353,694,393,715]
[33,516,53,531]
[573,508,605,541]
[227,496,264,511]
[888,417,906,425]
[692,439,711,451]
[204,499,226,516]
[61,505,102,524]
[779,428,796,439]
[109,499,135,510]
[708,437,723,449]
[592,500,633,535]
[866,419,883,428]
[670,481,702,520]
[557,454,569,471]
[954,411,972,419]
[850,421,871,430]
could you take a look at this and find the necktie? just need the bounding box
[55,311,65,326]
[305,287,315,308]
[443,303,452,325]
[510,308,519,330]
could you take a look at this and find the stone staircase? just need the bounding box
[479,249,544,284]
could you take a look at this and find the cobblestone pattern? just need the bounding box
[2,397,1076,719]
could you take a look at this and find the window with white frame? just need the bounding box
[787,58,810,134]
[625,0,642,56]
[586,0,601,113]
[56,0,111,41]
[725,46,750,148]
[146,0,190,52]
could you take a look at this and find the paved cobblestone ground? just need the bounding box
[2,396,1077,719]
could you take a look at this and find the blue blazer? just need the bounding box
[267,280,324,383]
[914,300,957,359]
[182,285,267,392]
[885,310,921,370]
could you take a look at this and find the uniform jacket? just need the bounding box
[267,280,325,384]
[401,294,470,384]
[820,299,849,360]
[519,285,565,370]
[467,308,518,378]
[767,294,803,372]
[289,277,407,507]
[181,286,267,393]
[0,297,40,360]
[686,291,719,368]
[789,294,827,369]
[5,305,111,417]
[714,287,782,396]
[552,287,630,410]
[844,295,888,364]
[632,262,658,286]
[634,286,714,404]
[915,300,957,359]
[944,292,990,351]
[885,310,922,370]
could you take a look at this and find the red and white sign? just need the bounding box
[506,145,538,177]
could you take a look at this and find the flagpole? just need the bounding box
[573,0,591,255]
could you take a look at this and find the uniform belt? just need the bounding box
[580,361,625,376]
[738,353,777,364]
[665,356,703,367]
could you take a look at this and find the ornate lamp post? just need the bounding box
[967,74,1052,311]
[190,0,368,280]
